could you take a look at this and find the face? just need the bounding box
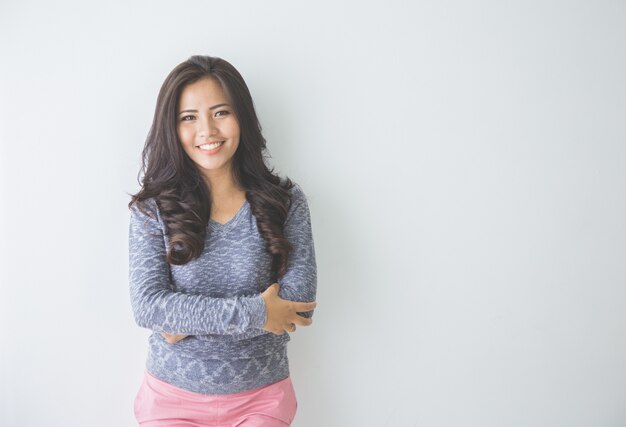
[176,77,241,185]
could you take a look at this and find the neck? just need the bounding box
[202,167,243,201]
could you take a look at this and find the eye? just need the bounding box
[180,115,195,121]
[215,110,230,117]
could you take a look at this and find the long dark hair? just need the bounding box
[128,55,295,282]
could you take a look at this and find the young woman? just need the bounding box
[128,55,318,426]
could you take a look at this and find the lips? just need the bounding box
[196,140,225,148]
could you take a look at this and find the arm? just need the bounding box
[276,183,318,319]
[128,199,267,335]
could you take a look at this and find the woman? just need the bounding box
[128,55,318,426]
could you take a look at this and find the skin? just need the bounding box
[160,77,317,345]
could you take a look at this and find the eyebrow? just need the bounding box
[178,104,230,115]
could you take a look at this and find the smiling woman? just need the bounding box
[127,55,318,426]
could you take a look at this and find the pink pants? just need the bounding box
[133,370,298,426]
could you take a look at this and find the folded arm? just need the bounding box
[128,199,267,336]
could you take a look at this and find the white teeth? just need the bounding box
[199,141,224,150]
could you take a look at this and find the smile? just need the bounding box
[198,141,225,151]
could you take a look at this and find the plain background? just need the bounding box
[1,1,625,426]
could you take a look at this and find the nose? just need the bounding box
[198,115,218,138]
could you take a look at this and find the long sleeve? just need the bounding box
[128,199,267,335]
[277,184,318,318]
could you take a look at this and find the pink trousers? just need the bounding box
[133,370,298,426]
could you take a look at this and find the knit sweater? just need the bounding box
[128,182,317,394]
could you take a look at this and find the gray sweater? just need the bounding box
[128,182,317,394]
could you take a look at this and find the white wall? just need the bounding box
[1,1,625,426]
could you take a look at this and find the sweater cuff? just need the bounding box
[247,294,267,330]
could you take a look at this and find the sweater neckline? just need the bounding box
[208,199,249,231]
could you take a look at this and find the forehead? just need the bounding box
[178,77,227,106]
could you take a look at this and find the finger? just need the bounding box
[266,283,280,295]
[282,323,296,332]
[294,301,317,312]
[292,314,313,326]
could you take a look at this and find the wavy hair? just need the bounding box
[128,55,295,282]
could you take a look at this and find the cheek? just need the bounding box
[177,126,195,145]
[226,120,241,141]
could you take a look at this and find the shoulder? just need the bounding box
[283,179,312,224]
[130,196,158,215]
[282,177,308,205]
[129,197,164,228]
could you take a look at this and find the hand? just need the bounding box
[161,332,189,344]
[261,283,317,335]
